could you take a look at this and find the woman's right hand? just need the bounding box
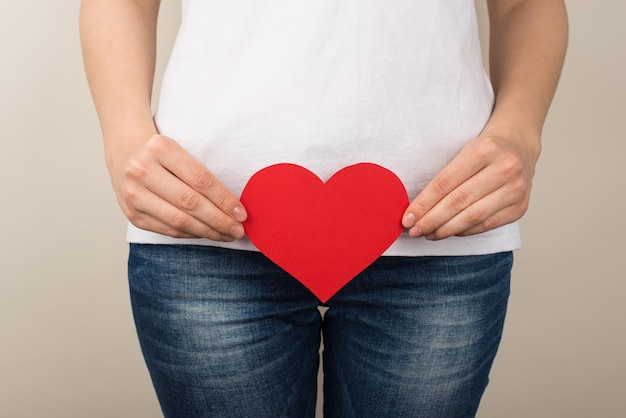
[80,2,244,240]
[110,134,247,241]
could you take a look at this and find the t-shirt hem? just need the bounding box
[126,222,521,257]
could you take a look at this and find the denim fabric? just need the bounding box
[128,244,512,418]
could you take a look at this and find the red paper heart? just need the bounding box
[241,163,408,302]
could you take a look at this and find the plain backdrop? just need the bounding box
[1,1,624,417]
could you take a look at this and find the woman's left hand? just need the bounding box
[402,131,540,240]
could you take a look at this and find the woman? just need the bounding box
[80,1,567,416]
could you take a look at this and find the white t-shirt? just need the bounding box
[128,0,522,256]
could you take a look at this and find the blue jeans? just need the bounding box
[128,244,512,418]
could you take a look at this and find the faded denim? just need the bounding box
[128,244,512,418]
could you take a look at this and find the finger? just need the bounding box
[423,187,525,240]
[410,163,509,237]
[152,137,247,223]
[402,144,488,229]
[124,188,234,241]
[142,164,245,238]
[456,204,526,237]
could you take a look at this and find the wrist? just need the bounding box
[481,106,542,159]
[103,124,159,175]
[479,120,542,163]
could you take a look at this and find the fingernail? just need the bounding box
[402,213,416,228]
[230,225,245,239]
[425,233,437,241]
[233,206,247,222]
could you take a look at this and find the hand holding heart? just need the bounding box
[111,130,537,246]
[109,134,247,241]
[402,132,540,240]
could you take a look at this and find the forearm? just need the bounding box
[484,0,568,150]
[79,0,161,171]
